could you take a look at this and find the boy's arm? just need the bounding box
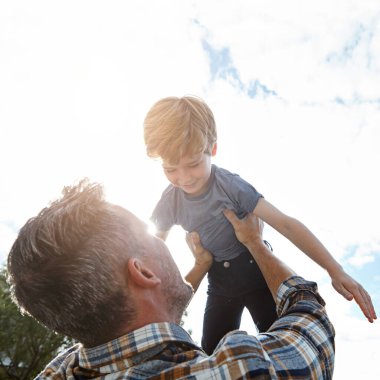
[157,228,212,292]
[184,232,213,292]
[254,198,377,322]
[155,230,170,241]
[255,199,339,272]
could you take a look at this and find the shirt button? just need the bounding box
[223,261,230,268]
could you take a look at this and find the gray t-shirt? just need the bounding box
[151,165,263,262]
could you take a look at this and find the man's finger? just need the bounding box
[223,209,239,225]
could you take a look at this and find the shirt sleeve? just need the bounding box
[223,172,263,214]
[212,276,335,379]
[260,276,336,379]
[150,187,176,232]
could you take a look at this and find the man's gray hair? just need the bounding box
[7,179,137,346]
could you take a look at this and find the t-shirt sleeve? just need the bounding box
[224,173,263,214]
[150,187,176,232]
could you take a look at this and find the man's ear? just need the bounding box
[211,143,217,157]
[127,258,161,288]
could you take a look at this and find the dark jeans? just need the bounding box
[202,248,278,355]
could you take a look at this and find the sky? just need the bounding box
[1,1,379,378]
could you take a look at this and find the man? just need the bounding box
[7,179,335,379]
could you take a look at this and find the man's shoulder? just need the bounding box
[215,329,262,353]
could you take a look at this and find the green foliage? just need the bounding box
[180,310,192,336]
[0,267,75,380]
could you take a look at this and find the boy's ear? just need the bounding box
[127,258,161,288]
[211,143,217,156]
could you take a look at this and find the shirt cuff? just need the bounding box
[276,275,326,317]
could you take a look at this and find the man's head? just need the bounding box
[7,179,193,347]
[143,95,217,164]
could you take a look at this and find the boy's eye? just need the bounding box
[164,168,175,173]
[189,162,200,168]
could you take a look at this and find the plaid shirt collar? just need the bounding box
[77,322,201,372]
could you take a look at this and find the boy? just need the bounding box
[143,95,376,354]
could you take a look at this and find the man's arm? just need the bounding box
[224,209,335,379]
[223,209,296,301]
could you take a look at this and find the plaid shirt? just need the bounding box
[37,276,335,379]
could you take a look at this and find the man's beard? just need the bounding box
[162,267,194,323]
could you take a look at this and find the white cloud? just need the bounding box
[348,253,374,268]
[346,242,380,268]
[194,0,380,103]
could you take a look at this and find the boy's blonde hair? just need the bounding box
[144,96,217,163]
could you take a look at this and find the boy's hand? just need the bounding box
[330,269,377,323]
[185,232,213,293]
[223,209,263,246]
[186,232,213,268]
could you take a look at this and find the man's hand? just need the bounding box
[223,209,263,247]
[223,208,295,301]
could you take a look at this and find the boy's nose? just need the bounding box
[178,168,191,183]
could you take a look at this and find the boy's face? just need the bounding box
[162,152,213,196]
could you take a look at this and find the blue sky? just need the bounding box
[1,1,379,378]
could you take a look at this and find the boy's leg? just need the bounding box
[201,293,244,355]
[244,286,278,332]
